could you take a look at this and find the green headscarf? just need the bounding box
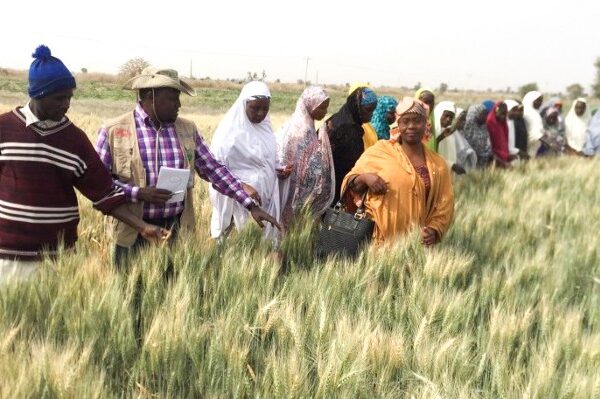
[415,88,437,152]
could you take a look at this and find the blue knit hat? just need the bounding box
[28,45,76,99]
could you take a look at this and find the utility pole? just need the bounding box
[189,58,193,79]
[304,56,310,87]
[315,70,319,85]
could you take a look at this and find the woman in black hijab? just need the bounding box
[322,87,377,203]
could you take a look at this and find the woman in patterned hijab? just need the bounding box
[463,104,492,168]
[371,96,398,140]
[275,86,332,229]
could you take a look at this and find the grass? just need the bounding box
[0,92,599,398]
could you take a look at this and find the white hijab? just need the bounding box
[564,98,590,152]
[522,91,544,157]
[434,101,457,166]
[454,107,477,172]
[209,81,280,241]
[504,99,521,156]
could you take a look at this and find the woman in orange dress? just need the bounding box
[341,97,454,246]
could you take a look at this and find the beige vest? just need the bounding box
[103,111,197,247]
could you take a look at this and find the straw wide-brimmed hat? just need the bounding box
[123,67,196,96]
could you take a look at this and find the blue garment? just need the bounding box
[582,111,600,156]
[371,96,398,140]
[28,45,76,98]
[360,88,377,106]
[482,100,495,113]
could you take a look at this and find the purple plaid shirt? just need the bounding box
[96,104,254,220]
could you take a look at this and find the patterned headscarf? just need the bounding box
[396,97,428,117]
[390,97,430,143]
[463,104,492,167]
[371,96,398,140]
[275,86,333,228]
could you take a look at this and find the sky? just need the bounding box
[2,0,599,93]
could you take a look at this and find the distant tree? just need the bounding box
[246,71,267,82]
[566,84,585,100]
[506,86,511,93]
[275,78,281,83]
[119,57,150,79]
[413,82,421,91]
[518,82,539,98]
[80,67,88,74]
[438,83,448,94]
[592,57,600,99]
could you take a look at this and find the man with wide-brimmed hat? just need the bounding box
[0,46,169,284]
[96,67,279,267]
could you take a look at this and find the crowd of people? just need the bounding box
[1,45,599,284]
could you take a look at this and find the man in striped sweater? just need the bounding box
[0,45,169,284]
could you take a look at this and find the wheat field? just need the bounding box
[0,96,599,398]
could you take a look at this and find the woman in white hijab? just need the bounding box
[275,86,333,230]
[209,81,281,241]
[564,98,590,153]
[434,101,465,174]
[522,91,545,158]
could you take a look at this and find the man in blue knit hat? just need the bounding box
[0,45,169,284]
[27,45,76,100]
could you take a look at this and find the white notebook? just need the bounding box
[156,167,191,204]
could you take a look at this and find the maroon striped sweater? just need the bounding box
[0,108,126,260]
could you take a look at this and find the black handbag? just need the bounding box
[315,186,375,259]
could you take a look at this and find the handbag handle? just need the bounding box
[335,175,369,220]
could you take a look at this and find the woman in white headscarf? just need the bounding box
[275,86,333,230]
[522,91,544,157]
[209,81,281,241]
[434,101,464,174]
[564,98,590,153]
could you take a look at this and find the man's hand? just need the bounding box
[421,227,438,246]
[242,183,262,206]
[138,187,172,204]
[249,204,281,230]
[139,223,171,244]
